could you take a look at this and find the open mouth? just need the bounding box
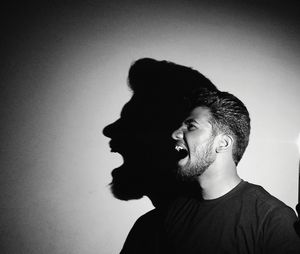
[175,143,189,160]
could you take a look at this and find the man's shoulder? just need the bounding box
[241,181,295,214]
[242,182,300,253]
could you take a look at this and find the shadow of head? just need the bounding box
[103,58,217,206]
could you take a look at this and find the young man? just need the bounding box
[104,59,300,253]
[166,89,300,253]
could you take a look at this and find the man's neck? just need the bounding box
[198,161,241,200]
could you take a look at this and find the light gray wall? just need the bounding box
[1,1,300,253]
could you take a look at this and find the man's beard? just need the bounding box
[177,137,216,181]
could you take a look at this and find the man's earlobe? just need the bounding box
[216,135,233,153]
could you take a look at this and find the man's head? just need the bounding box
[103,58,217,204]
[172,90,250,179]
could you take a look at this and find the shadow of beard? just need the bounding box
[109,177,145,201]
[109,161,179,202]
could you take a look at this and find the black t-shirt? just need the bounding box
[121,181,300,254]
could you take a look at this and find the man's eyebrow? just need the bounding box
[183,119,199,125]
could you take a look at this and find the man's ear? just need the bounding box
[215,134,233,153]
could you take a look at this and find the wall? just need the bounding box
[1,1,300,253]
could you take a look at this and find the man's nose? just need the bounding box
[172,127,184,140]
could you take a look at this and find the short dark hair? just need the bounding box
[190,90,250,165]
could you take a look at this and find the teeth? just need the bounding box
[175,145,184,151]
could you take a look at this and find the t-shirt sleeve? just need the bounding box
[262,206,300,254]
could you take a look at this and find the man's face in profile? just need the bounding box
[172,106,217,180]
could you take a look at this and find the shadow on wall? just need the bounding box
[103,58,218,207]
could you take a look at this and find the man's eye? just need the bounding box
[187,124,197,131]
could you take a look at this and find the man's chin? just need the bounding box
[176,163,200,182]
[177,154,189,167]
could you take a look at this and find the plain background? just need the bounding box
[1,1,300,253]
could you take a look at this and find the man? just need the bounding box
[103,58,217,252]
[165,89,300,253]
